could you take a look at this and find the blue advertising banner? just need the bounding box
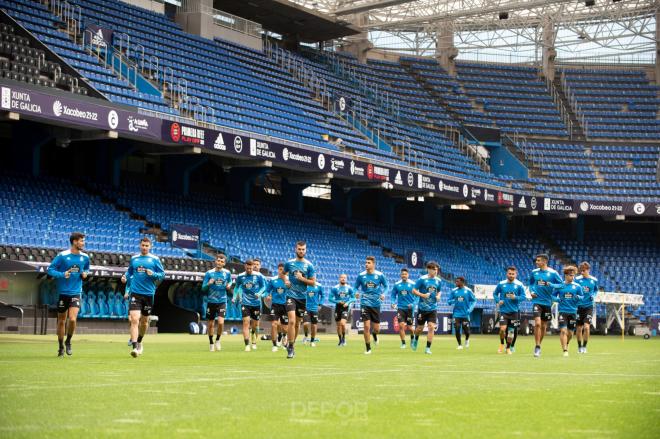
[170,224,200,250]
[405,250,424,268]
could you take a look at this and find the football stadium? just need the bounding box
[0,0,659,437]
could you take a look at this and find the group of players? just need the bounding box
[47,233,599,359]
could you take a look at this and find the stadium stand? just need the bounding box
[455,61,569,137]
[561,68,660,140]
[523,142,660,201]
[0,0,173,111]
[0,20,87,94]
[0,0,656,333]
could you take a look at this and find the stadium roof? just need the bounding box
[212,0,362,42]
[287,0,658,63]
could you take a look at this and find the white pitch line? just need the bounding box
[417,369,660,378]
[0,368,407,392]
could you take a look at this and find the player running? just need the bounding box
[283,241,316,359]
[391,268,417,349]
[122,237,165,358]
[574,261,599,354]
[354,256,389,355]
[47,232,90,357]
[448,276,476,350]
[411,261,442,354]
[329,274,356,346]
[552,266,584,357]
[304,282,324,347]
[529,254,562,358]
[492,266,526,354]
[202,253,232,352]
[233,259,267,351]
[251,258,265,346]
[263,263,290,352]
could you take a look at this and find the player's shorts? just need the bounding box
[533,304,553,321]
[453,317,470,327]
[129,293,153,316]
[57,294,81,314]
[241,304,261,321]
[360,306,380,323]
[558,313,577,331]
[206,302,226,320]
[499,312,520,328]
[577,307,593,325]
[397,307,414,326]
[416,310,437,326]
[285,297,306,318]
[304,310,319,325]
[270,303,289,325]
[334,304,349,322]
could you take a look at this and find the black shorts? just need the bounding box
[129,293,153,316]
[57,294,81,314]
[241,304,261,321]
[285,297,306,318]
[453,317,470,326]
[558,313,577,331]
[206,302,226,320]
[533,304,553,322]
[499,313,520,328]
[334,304,349,322]
[360,306,380,323]
[417,310,437,326]
[577,307,593,325]
[304,310,319,325]
[270,303,289,325]
[397,308,414,326]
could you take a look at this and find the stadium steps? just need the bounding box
[537,235,575,267]
[552,76,586,140]
[399,59,467,125]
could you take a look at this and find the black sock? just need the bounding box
[414,334,419,341]
[338,334,342,342]
[578,341,583,348]
[209,335,214,344]
[341,335,345,343]
[216,334,221,341]
[512,329,518,347]
[137,335,143,343]
[401,340,406,345]
[65,334,72,344]
[372,333,378,342]
[365,342,371,351]
[132,341,138,349]
[500,334,505,344]
[506,339,511,349]
[426,341,432,348]
[244,338,249,346]
[304,330,309,337]
[455,331,461,345]
[272,340,277,347]
[58,338,64,349]
[583,340,588,347]
[535,345,540,349]
[465,330,470,341]
[410,333,414,342]
[277,333,283,342]
[288,342,294,349]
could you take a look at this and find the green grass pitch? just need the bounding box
[0,333,658,438]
